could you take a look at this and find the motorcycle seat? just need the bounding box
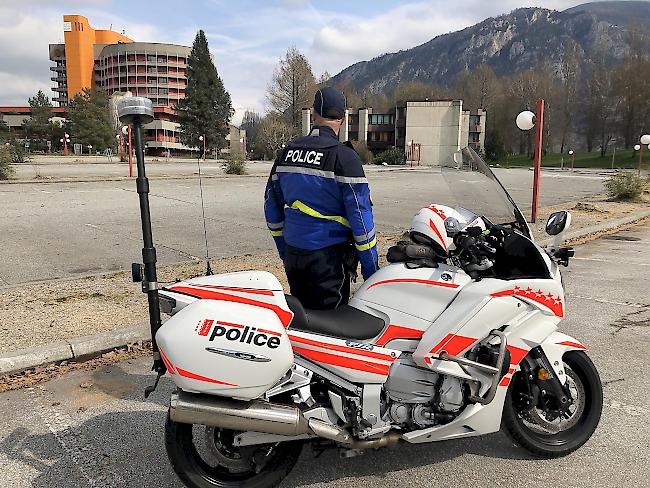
[285,295,386,340]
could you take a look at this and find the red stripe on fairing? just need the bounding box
[289,334,395,362]
[257,328,282,337]
[367,279,459,290]
[176,367,238,386]
[430,333,477,356]
[159,348,176,375]
[189,284,275,296]
[168,285,293,327]
[507,345,529,365]
[374,324,424,346]
[499,377,511,387]
[428,219,448,251]
[292,346,390,376]
[490,289,515,297]
[556,340,587,350]
[490,287,564,317]
[217,320,245,329]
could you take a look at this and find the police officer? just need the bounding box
[264,87,379,310]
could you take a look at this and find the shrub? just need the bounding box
[374,147,406,165]
[351,140,373,164]
[222,159,247,175]
[0,146,16,180]
[604,172,645,201]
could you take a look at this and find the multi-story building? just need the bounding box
[47,15,241,156]
[49,14,133,106]
[302,100,487,165]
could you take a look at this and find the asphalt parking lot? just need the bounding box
[0,165,606,285]
[0,221,647,488]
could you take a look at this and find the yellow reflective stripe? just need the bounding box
[270,230,283,237]
[355,237,377,252]
[285,200,350,228]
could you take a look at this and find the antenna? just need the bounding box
[196,141,213,275]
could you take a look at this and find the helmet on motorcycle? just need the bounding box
[409,204,456,256]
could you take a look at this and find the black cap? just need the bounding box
[313,87,347,120]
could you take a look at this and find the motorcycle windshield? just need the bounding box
[436,147,530,237]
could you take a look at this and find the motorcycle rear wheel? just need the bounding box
[165,414,303,488]
[502,351,602,458]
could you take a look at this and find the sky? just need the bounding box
[0,0,628,124]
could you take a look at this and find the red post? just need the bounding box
[531,99,545,224]
[128,125,133,177]
[63,138,68,156]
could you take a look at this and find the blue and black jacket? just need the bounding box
[264,125,379,280]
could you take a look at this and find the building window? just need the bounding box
[158,77,168,84]
[469,115,480,126]
[147,55,157,62]
[369,114,394,125]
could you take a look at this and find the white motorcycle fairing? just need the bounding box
[156,271,295,400]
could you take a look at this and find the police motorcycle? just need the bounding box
[119,97,602,488]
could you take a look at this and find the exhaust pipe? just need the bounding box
[170,391,310,436]
[169,391,402,449]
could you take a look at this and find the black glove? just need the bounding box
[484,225,508,248]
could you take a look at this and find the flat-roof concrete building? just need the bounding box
[302,100,486,165]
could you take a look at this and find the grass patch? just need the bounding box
[494,149,642,169]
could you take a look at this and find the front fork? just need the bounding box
[519,346,573,415]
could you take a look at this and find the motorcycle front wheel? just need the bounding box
[502,350,603,458]
[165,414,303,488]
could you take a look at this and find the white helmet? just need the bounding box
[409,204,456,256]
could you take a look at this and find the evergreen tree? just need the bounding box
[175,30,234,152]
[68,88,115,149]
[22,90,56,145]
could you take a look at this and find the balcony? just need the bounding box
[470,124,482,132]
[50,65,66,72]
[51,75,66,82]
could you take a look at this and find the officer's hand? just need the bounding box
[484,225,507,249]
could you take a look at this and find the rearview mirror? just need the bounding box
[546,211,569,236]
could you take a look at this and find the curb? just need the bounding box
[1,208,649,378]
[0,173,268,185]
[0,323,150,376]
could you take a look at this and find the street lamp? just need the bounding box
[516,99,546,223]
[60,132,71,156]
[198,134,206,160]
[639,134,650,175]
[568,150,575,172]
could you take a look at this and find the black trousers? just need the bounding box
[284,244,351,310]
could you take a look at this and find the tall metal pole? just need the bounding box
[117,97,164,378]
[531,99,545,224]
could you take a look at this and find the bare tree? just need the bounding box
[257,114,293,159]
[266,47,316,133]
[584,41,620,155]
[556,40,583,153]
[614,21,650,148]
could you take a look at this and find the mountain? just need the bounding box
[330,1,650,93]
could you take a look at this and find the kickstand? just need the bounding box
[144,370,164,399]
